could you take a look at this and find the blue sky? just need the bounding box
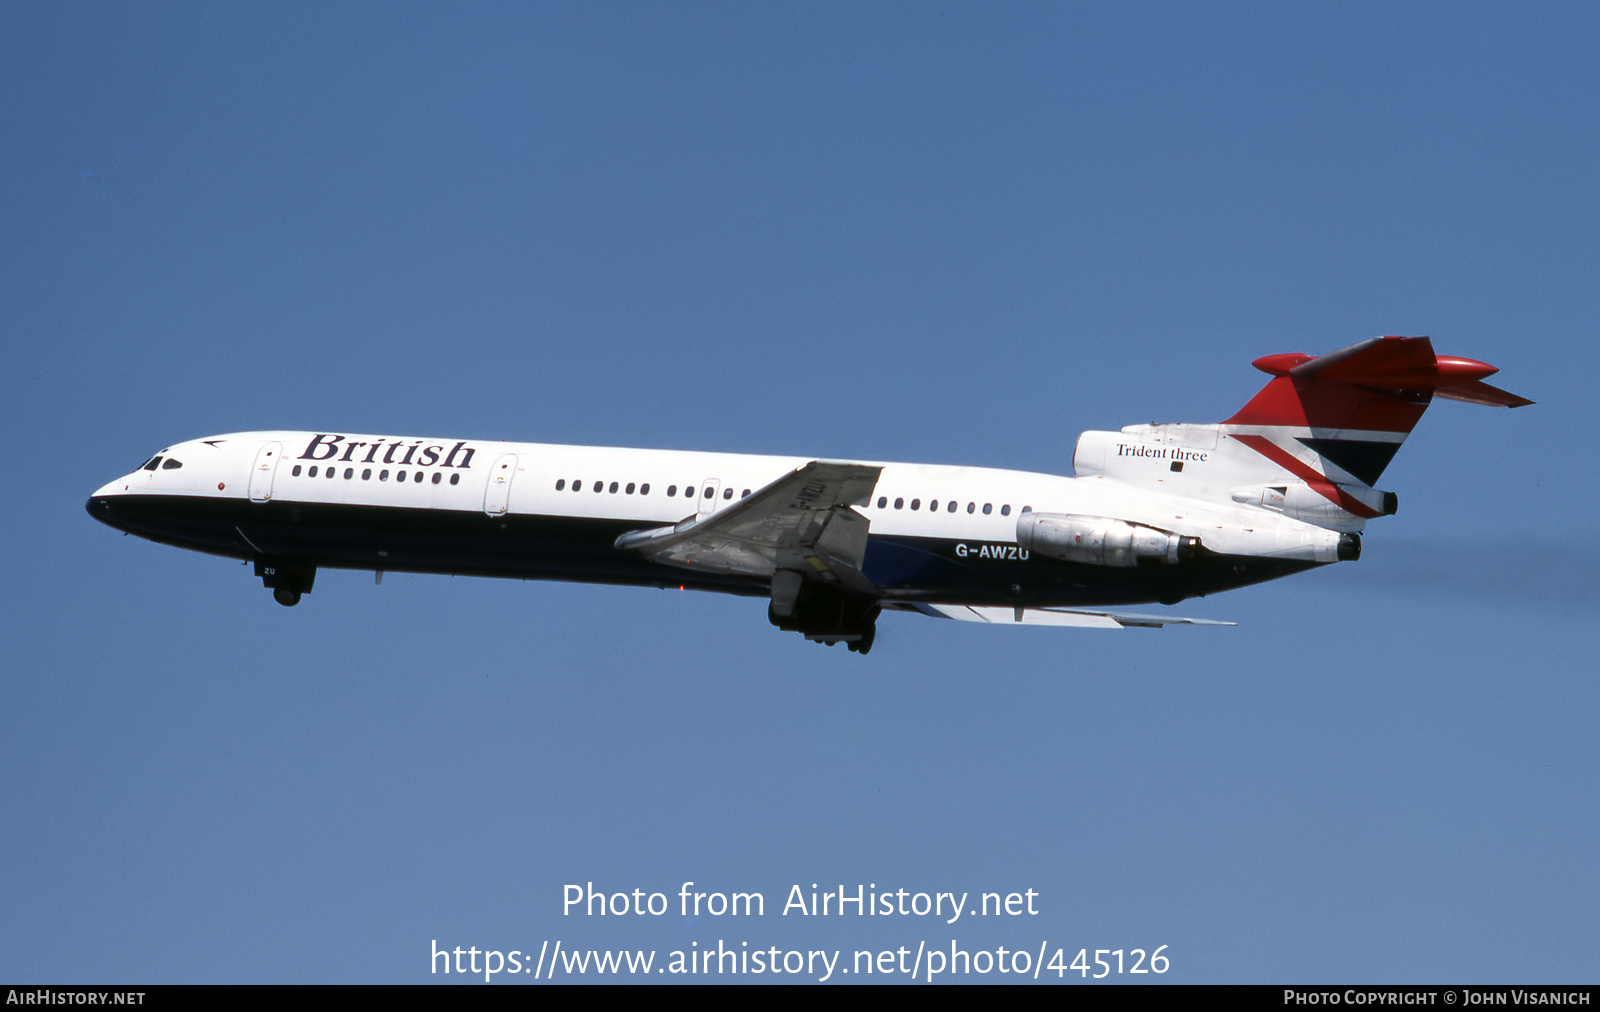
[3,3,1596,983]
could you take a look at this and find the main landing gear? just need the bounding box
[255,559,316,607]
[767,570,880,655]
[842,618,877,655]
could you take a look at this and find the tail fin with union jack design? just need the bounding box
[1072,336,1531,532]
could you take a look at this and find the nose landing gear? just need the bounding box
[255,559,315,607]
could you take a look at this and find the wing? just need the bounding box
[614,460,883,594]
[907,603,1235,629]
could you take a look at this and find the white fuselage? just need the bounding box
[89,429,1342,616]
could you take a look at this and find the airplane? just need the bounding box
[87,336,1529,654]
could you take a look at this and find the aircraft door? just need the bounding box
[248,442,283,502]
[697,478,722,517]
[484,454,518,516]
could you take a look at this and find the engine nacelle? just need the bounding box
[1229,482,1396,530]
[1016,513,1201,567]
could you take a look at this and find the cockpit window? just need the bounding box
[141,456,163,471]
[161,458,183,470]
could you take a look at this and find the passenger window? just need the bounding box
[326,468,335,479]
[415,471,424,483]
[965,502,974,513]
[667,486,676,497]
[308,466,318,477]
[625,483,635,494]
[379,470,389,481]
[609,482,619,493]
[594,482,604,493]
[742,489,750,497]
[396,470,405,481]
[640,484,650,495]
[292,465,302,476]
[704,488,714,499]
[450,473,460,485]
[982,503,992,515]
[947,501,957,512]
[344,468,354,479]
[894,498,904,509]
[556,479,566,491]
[1021,505,1032,513]
[573,481,582,492]
[877,496,887,508]
[161,458,183,470]
[911,499,920,510]
[431,473,441,484]
[930,500,939,511]
[362,469,372,480]
[685,487,696,498]
[1001,505,1011,516]
[723,487,733,499]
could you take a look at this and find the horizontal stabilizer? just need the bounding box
[1433,379,1535,408]
[911,603,1235,629]
[1289,338,1533,407]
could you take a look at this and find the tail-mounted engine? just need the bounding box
[1229,482,1397,530]
[1016,513,1202,568]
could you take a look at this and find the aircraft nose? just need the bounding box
[87,478,134,530]
[87,493,120,529]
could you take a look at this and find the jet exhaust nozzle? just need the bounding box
[1338,532,1362,562]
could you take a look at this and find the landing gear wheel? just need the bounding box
[847,620,876,655]
[772,583,879,655]
[257,559,314,607]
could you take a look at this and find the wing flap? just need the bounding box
[912,603,1235,629]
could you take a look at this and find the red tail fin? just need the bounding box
[1224,336,1531,488]
[1229,336,1531,428]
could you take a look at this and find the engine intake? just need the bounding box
[1016,513,1201,567]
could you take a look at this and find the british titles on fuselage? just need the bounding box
[296,434,478,470]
